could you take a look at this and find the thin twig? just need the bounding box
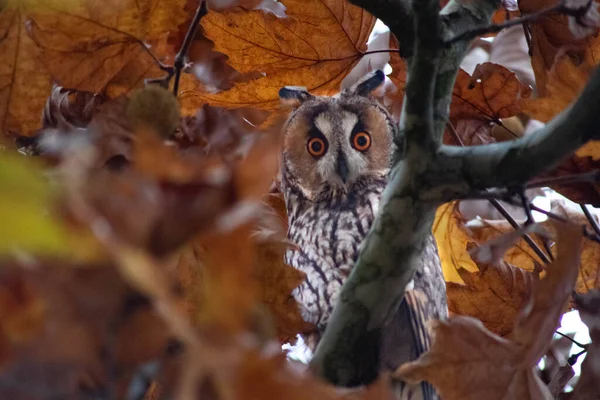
[446,121,464,146]
[581,204,600,236]
[444,0,594,44]
[568,348,589,365]
[555,330,588,349]
[449,120,553,262]
[526,170,600,189]
[500,198,600,243]
[172,0,208,96]
[518,189,535,225]
[488,198,552,263]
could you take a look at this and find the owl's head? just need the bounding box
[279,70,395,200]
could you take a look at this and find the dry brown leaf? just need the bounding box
[432,202,478,284]
[470,223,547,266]
[468,220,545,273]
[468,205,600,296]
[522,54,592,123]
[26,0,187,94]
[450,63,531,122]
[397,222,583,400]
[444,118,495,146]
[447,260,535,337]
[571,291,600,399]
[0,3,53,136]
[254,239,314,343]
[0,262,170,399]
[254,192,315,343]
[521,54,600,205]
[445,63,530,146]
[520,0,600,95]
[180,0,375,110]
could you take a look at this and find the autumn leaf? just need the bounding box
[0,272,45,368]
[180,0,375,110]
[0,151,103,260]
[570,290,600,399]
[0,262,171,399]
[522,54,592,123]
[468,220,546,273]
[0,1,53,136]
[519,0,600,95]
[25,0,187,95]
[254,192,315,343]
[397,221,583,400]
[521,54,600,205]
[446,260,535,337]
[444,63,530,146]
[468,204,600,296]
[450,63,531,122]
[432,202,478,284]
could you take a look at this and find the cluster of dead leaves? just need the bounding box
[2,0,600,398]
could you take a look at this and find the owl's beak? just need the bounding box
[336,155,350,184]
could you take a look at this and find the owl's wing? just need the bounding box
[382,235,447,400]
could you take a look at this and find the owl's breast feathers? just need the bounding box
[283,174,447,399]
[283,176,386,328]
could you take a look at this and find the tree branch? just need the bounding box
[311,0,503,388]
[433,65,600,197]
[172,0,208,96]
[311,0,444,386]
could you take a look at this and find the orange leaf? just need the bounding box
[254,192,315,343]
[521,54,600,205]
[450,63,531,122]
[0,3,52,136]
[181,0,375,109]
[25,0,187,94]
[447,261,535,337]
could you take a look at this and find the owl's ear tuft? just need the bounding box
[279,86,313,108]
[349,70,385,97]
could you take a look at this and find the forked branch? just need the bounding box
[311,0,600,391]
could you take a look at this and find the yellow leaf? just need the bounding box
[0,152,102,260]
[432,202,478,284]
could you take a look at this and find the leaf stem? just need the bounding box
[172,0,208,96]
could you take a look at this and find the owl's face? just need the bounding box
[280,71,395,200]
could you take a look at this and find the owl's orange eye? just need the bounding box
[352,132,371,151]
[307,137,327,157]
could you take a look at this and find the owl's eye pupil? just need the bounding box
[352,132,371,151]
[307,137,326,156]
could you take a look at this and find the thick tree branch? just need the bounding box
[311,0,504,389]
[432,65,600,198]
[311,0,444,386]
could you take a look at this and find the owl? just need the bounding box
[279,71,447,398]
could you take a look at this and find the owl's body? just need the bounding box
[279,71,447,399]
[283,173,385,328]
